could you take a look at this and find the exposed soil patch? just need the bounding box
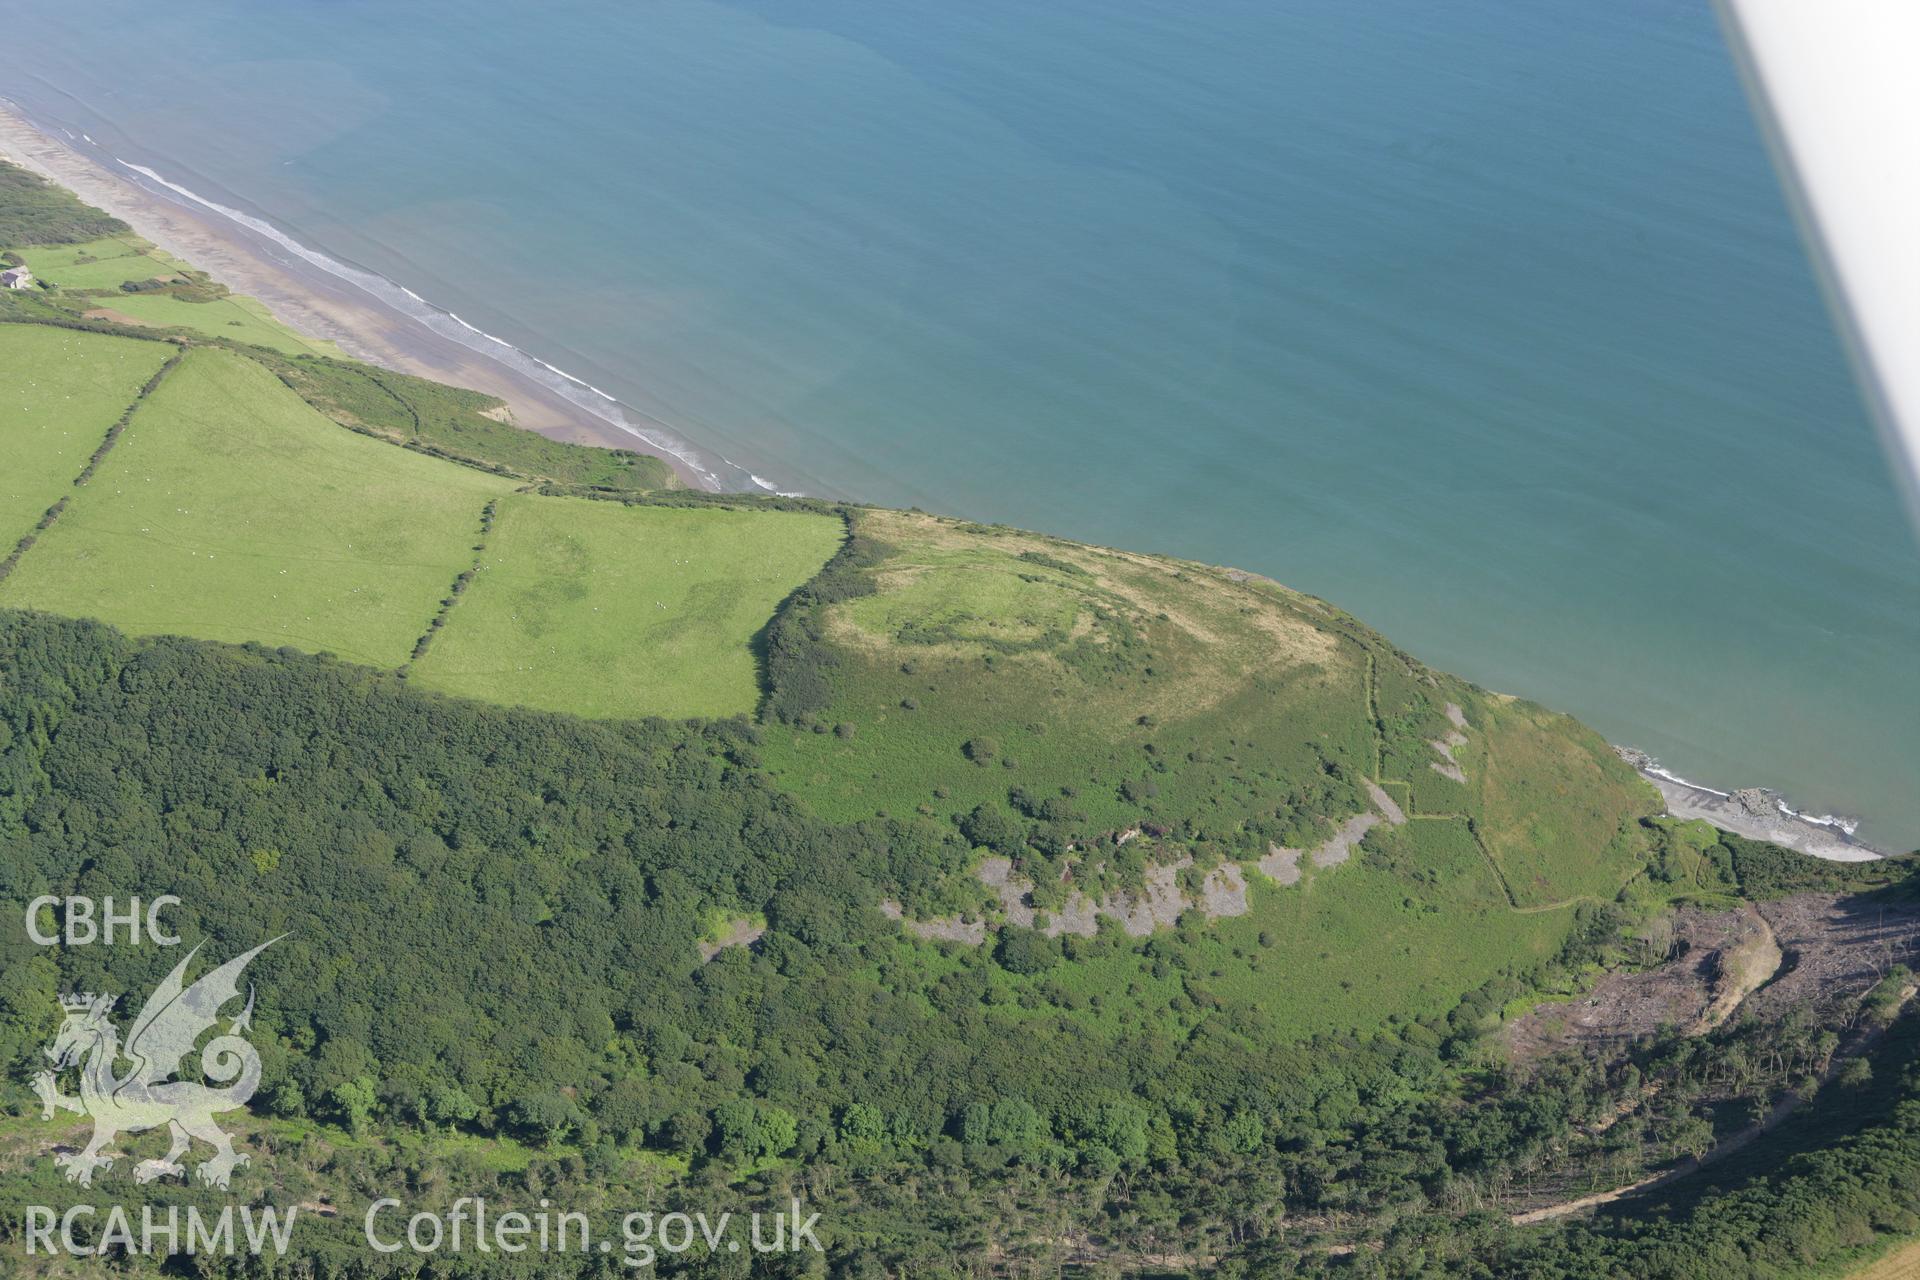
[1258,843,1302,885]
[82,306,152,327]
[880,899,987,945]
[1505,892,1920,1064]
[890,781,1404,943]
[1747,893,1920,1021]
[697,917,766,961]
[1260,788,1401,880]
[895,849,1253,943]
[1097,858,1190,935]
[1310,812,1379,869]
[1699,908,1782,1030]
[1364,779,1407,826]
[989,853,1235,938]
[1200,863,1249,916]
[1504,905,1778,1061]
[1429,702,1470,782]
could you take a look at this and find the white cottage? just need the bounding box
[0,266,34,290]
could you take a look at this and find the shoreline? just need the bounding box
[1614,747,1893,863]
[0,99,719,491]
[5,102,1910,864]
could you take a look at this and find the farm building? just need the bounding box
[0,266,33,290]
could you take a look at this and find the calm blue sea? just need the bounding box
[8,0,1917,845]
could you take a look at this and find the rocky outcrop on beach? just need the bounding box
[1615,746,1885,863]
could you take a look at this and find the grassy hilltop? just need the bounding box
[4,159,1919,1279]
[0,296,1658,1035]
[0,312,1652,1034]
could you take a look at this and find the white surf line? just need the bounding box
[747,472,809,498]
[111,157,737,490]
[1631,753,1864,837]
[1773,802,1861,837]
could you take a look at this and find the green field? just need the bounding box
[0,325,1652,1040]
[0,323,816,714]
[412,494,843,719]
[15,235,186,290]
[10,159,1912,1280]
[0,345,514,665]
[0,324,172,548]
[88,289,342,356]
[13,234,344,356]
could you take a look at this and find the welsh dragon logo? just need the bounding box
[33,939,279,1189]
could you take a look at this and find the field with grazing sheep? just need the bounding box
[0,345,513,666]
[0,323,170,548]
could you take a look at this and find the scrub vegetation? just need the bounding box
[4,161,1919,1278]
[254,350,680,491]
[0,163,127,245]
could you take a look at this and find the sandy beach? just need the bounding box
[0,102,708,488]
[7,103,1912,865]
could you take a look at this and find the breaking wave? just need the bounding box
[113,158,758,492]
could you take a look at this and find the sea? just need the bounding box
[6,0,1917,847]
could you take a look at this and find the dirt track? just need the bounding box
[1847,1238,1920,1280]
[1505,889,1920,1226]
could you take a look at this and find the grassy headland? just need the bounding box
[2,155,1917,1280]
